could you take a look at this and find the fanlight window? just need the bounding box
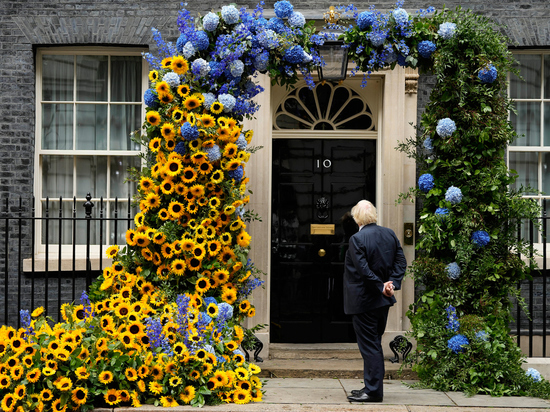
[274,83,375,130]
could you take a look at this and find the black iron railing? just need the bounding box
[0,194,549,356]
[0,193,133,327]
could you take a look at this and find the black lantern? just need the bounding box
[317,39,349,82]
[317,6,349,82]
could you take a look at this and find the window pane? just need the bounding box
[110,156,141,198]
[510,54,541,99]
[510,102,541,146]
[76,104,107,150]
[111,56,142,102]
[76,55,108,101]
[545,55,550,99]
[110,105,142,150]
[42,104,73,150]
[42,55,74,101]
[75,156,107,198]
[41,201,74,245]
[545,102,550,146]
[509,152,538,194]
[42,155,73,197]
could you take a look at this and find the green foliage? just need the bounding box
[395,7,549,398]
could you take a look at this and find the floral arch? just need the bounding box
[1,1,549,411]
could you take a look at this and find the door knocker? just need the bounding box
[316,197,329,222]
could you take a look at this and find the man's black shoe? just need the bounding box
[347,393,383,403]
[350,388,366,396]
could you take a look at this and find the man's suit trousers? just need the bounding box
[352,305,390,398]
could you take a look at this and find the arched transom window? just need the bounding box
[274,82,375,131]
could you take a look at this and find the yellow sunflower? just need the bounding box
[161,123,176,139]
[98,370,114,384]
[182,166,198,184]
[104,388,121,405]
[172,109,185,123]
[146,111,161,126]
[199,114,216,128]
[195,277,210,294]
[171,55,189,75]
[180,385,196,404]
[184,95,200,111]
[237,230,251,247]
[210,101,223,114]
[161,57,173,69]
[233,389,251,404]
[171,259,187,276]
[168,201,185,219]
[148,70,159,83]
[177,84,190,98]
[155,81,170,95]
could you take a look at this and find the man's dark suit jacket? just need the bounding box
[343,223,407,315]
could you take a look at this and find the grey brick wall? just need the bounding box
[0,0,548,326]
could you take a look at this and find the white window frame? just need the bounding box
[34,46,148,264]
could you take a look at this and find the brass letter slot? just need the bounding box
[310,224,335,235]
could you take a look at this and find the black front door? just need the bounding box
[271,138,376,343]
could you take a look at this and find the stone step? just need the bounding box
[269,343,364,360]
[257,358,417,380]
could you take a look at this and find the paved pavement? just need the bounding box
[107,377,550,411]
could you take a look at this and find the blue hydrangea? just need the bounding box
[266,17,286,34]
[435,207,449,219]
[357,11,376,30]
[221,5,240,25]
[445,186,463,204]
[204,145,221,162]
[236,134,247,150]
[302,52,313,63]
[438,22,457,39]
[385,49,398,64]
[229,59,245,78]
[397,54,408,67]
[203,297,217,306]
[475,330,489,341]
[369,30,387,47]
[274,0,294,18]
[229,165,244,181]
[446,262,461,280]
[191,58,211,77]
[203,12,220,32]
[181,123,199,141]
[257,29,279,49]
[423,137,433,150]
[218,302,234,321]
[436,118,456,137]
[288,11,305,28]
[219,93,236,112]
[471,230,490,247]
[478,64,498,84]
[392,8,409,25]
[254,51,270,72]
[162,72,180,88]
[144,89,159,108]
[182,41,196,59]
[203,93,216,109]
[176,34,188,53]
[526,368,542,382]
[418,173,435,193]
[418,40,436,58]
[284,45,305,64]
[174,141,186,156]
[191,31,210,51]
[446,306,460,332]
[448,334,469,353]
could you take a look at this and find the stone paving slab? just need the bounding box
[445,391,550,408]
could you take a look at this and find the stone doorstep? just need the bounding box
[257,358,417,380]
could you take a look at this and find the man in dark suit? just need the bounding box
[344,200,407,403]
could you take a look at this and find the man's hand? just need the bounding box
[383,281,394,297]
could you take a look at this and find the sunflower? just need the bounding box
[230,219,243,232]
[221,288,237,304]
[237,229,251,248]
[98,370,114,385]
[0,375,10,390]
[195,277,210,294]
[177,84,190,98]
[223,143,238,158]
[10,365,23,381]
[180,385,196,404]
[150,365,164,381]
[114,302,131,318]
[160,396,179,407]
[213,269,229,284]
[161,243,174,259]
[197,161,213,175]
[168,201,185,219]
[148,70,159,83]
[182,166,198,184]
[159,92,174,104]
[144,192,161,210]
[181,239,195,252]
[238,300,251,313]
[171,55,189,75]
[188,138,202,151]
[172,109,185,123]
[205,303,219,318]
[210,170,224,184]
[186,112,197,126]
[192,245,206,260]
[187,203,199,215]
[170,259,186,276]
[123,367,138,382]
[13,384,25,400]
[137,365,149,379]
[187,257,202,272]
[146,110,161,126]
[160,179,174,195]
[233,389,251,404]
[31,306,44,318]
[219,233,232,245]
[148,381,163,395]
[199,114,216,128]
[189,184,205,197]
[119,331,134,349]
[158,208,170,221]
[51,398,67,412]
[104,388,121,406]
[218,127,231,141]
[161,57,173,69]
[191,151,207,165]
[210,101,223,114]
[184,95,200,111]
[161,123,176,139]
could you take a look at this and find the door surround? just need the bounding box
[243,68,418,357]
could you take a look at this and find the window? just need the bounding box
[36,47,147,251]
[508,51,550,241]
